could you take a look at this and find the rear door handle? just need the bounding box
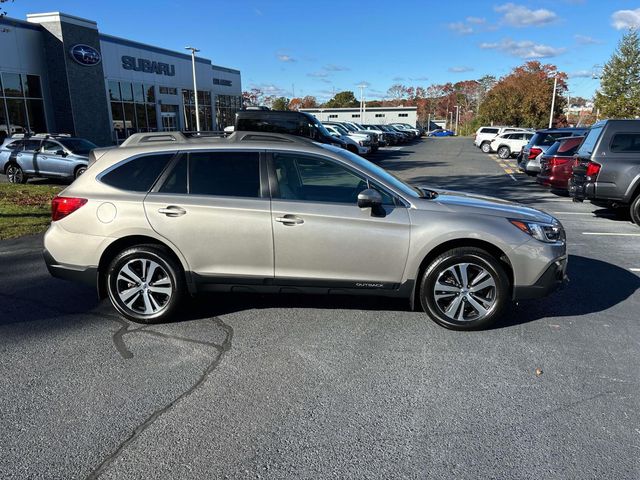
[158,206,186,217]
[275,214,304,225]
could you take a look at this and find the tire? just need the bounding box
[419,247,510,330]
[75,166,87,179]
[481,142,491,153]
[498,146,511,159]
[106,245,185,324]
[630,195,640,226]
[6,163,27,184]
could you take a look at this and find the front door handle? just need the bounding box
[275,214,304,225]
[158,206,186,217]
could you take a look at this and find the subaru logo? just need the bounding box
[69,44,101,66]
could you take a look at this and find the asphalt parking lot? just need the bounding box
[1,137,639,479]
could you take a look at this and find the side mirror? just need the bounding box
[56,150,67,156]
[357,188,383,209]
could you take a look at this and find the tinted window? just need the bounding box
[159,156,187,194]
[23,140,41,152]
[101,154,174,192]
[610,133,640,152]
[4,141,23,150]
[59,138,97,155]
[237,116,300,136]
[557,137,584,155]
[189,151,260,197]
[41,141,62,154]
[273,153,367,203]
[481,128,499,134]
[532,132,567,147]
[545,141,561,157]
[577,126,603,157]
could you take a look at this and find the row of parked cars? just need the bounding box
[474,120,640,226]
[0,110,423,184]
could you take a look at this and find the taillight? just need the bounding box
[51,196,87,221]
[586,161,601,179]
[549,157,569,167]
[528,147,542,160]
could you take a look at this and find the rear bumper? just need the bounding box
[568,176,595,201]
[43,248,98,287]
[513,256,568,300]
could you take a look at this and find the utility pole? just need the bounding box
[549,74,558,129]
[358,83,367,124]
[185,46,201,132]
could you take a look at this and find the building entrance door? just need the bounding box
[161,112,177,131]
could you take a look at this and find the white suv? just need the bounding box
[474,127,530,153]
[490,132,534,159]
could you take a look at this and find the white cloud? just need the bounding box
[611,8,640,30]
[495,3,557,27]
[410,76,429,81]
[574,34,601,45]
[276,53,296,63]
[448,66,474,73]
[392,76,405,81]
[449,21,474,35]
[307,71,329,78]
[324,64,350,71]
[466,16,486,24]
[569,70,593,78]
[480,38,565,58]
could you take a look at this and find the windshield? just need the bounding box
[576,126,603,157]
[59,138,97,154]
[333,124,349,135]
[319,144,422,198]
[341,123,357,132]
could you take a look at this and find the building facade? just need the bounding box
[300,107,418,127]
[0,12,242,146]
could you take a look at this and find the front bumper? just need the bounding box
[43,248,98,287]
[513,256,568,300]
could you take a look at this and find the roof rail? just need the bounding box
[235,131,317,146]
[182,130,230,138]
[9,132,72,140]
[119,131,188,147]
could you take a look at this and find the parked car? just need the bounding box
[384,125,413,141]
[490,131,534,159]
[373,125,406,144]
[323,123,371,155]
[519,128,588,175]
[0,133,97,184]
[537,136,585,192]
[331,122,380,152]
[569,120,640,225]
[235,110,347,149]
[44,130,567,330]
[390,123,421,138]
[474,126,530,153]
[361,124,395,146]
[429,129,455,137]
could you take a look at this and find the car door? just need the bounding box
[144,150,274,281]
[269,151,411,287]
[39,140,72,177]
[16,139,41,175]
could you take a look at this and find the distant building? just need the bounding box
[300,106,418,127]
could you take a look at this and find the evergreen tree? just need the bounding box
[595,29,640,118]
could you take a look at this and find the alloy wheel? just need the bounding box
[433,262,497,322]
[498,147,510,159]
[481,143,491,153]
[7,165,24,184]
[115,258,173,316]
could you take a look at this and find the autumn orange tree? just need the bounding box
[478,61,567,128]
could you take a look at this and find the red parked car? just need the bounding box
[537,136,585,191]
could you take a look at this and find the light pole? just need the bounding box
[358,83,367,123]
[454,105,460,136]
[549,73,558,129]
[185,46,201,132]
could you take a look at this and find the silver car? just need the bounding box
[1,134,96,183]
[44,131,567,330]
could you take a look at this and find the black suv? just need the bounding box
[569,120,640,225]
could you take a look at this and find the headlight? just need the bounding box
[509,219,565,243]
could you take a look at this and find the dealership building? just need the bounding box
[0,12,242,146]
[300,107,418,127]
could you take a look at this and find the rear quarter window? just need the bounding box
[610,133,640,152]
[100,153,174,192]
[481,128,499,134]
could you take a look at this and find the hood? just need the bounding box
[415,186,555,223]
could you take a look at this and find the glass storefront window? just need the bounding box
[0,100,8,140]
[133,83,145,103]
[135,103,147,131]
[120,82,134,102]
[6,98,27,132]
[122,102,135,133]
[26,99,46,133]
[24,75,42,98]
[146,85,156,103]
[108,81,121,101]
[110,101,125,139]
[146,104,157,131]
[2,73,23,97]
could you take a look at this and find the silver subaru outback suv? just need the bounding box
[44,131,567,330]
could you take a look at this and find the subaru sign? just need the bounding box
[69,44,101,66]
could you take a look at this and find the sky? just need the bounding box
[6,0,640,101]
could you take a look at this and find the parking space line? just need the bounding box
[582,232,640,236]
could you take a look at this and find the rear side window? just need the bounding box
[4,141,23,150]
[237,115,309,138]
[481,128,499,134]
[558,137,584,155]
[189,151,260,197]
[610,133,640,152]
[577,126,604,157]
[532,133,566,147]
[101,153,174,192]
[23,140,41,152]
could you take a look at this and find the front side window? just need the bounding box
[273,153,368,203]
[100,153,174,192]
[189,151,260,198]
[41,141,62,154]
[23,140,41,152]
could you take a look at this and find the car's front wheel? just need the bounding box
[419,247,509,330]
[6,163,27,184]
[106,245,185,323]
[481,142,491,153]
[498,146,511,159]
[630,194,640,226]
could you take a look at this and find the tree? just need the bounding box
[271,96,290,111]
[300,95,318,108]
[242,88,275,108]
[387,84,409,103]
[595,29,640,118]
[477,61,567,128]
[324,91,358,108]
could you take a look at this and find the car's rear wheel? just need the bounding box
[498,146,511,159]
[6,163,27,184]
[106,245,185,323]
[481,142,491,153]
[75,166,87,179]
[630,194,640,226]
[419,247,509,330]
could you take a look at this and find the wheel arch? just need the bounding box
[97,235,194,299]
[411,238,514,309]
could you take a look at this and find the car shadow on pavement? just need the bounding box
[496,254,640,328]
